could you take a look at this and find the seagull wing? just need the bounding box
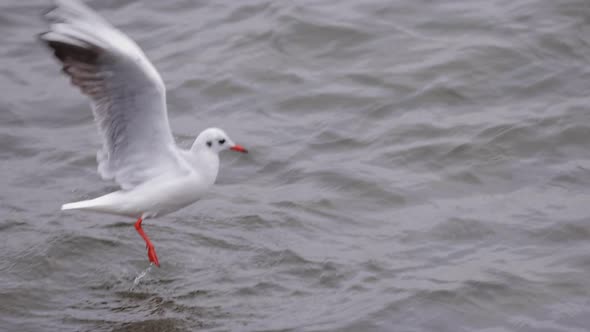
[40,0,187,190]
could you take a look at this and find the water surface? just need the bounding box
[1,0,590,331]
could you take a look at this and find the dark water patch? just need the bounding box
[529,220,590,243]
[110,318,190,332]
[430,217,497,242]
[0,133,40,158]
[233,281,288,297]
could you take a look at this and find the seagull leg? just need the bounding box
[134,217,160,267]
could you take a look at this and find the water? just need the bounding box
[2,0,590,331]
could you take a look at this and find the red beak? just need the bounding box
[230,144,248,153]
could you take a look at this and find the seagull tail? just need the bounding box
[61,199,96,211]
[61,192,128,216]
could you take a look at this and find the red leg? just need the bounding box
[134,217,160,267]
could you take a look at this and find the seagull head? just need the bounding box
[193,128,248,154]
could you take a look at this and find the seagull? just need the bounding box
[39,0,248,267]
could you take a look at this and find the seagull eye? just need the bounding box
[206,141,212,147]
[219,139,226,145]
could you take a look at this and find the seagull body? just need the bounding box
[61,144,219,219]
[40,0,247,267]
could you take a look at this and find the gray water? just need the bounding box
[2,0,590,331]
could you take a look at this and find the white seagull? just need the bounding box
[39,0,248,267]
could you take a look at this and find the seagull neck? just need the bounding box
[190,147,220,185]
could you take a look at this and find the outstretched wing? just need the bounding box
[40,0,186,189]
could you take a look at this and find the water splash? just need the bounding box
[130,263,153,290]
